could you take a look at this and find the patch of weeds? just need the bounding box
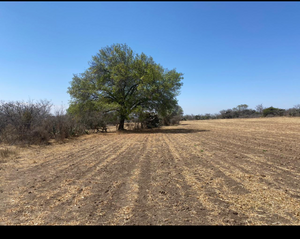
[200,149,204,152]
[263,150,267,153]
[0,148,17,162]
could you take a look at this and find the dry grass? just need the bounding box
[0,148,17,162]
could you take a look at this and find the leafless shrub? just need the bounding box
[170,115,181,125]
[0,100,85,144]
[29,126,50,144]
[0,124,19,144]
[0,100,53,145]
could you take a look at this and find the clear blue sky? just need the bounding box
[1,2,300,115]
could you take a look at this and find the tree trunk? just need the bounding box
[118,117,125,130]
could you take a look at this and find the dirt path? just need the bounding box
[1,118,300,225]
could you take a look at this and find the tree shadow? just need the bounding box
[115,127,210,134]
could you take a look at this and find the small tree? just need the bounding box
[255,104,264,114]
[237,104,248,112]
[263,106,285,117]
[294,104,300,110]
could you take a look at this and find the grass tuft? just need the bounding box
[0,148,17,161]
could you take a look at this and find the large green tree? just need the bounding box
[67,43,183,130]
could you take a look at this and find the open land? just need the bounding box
[1,117,300,225]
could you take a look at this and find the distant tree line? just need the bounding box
[183,104,300,120]
[2,99,298,145]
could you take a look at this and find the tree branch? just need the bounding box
[125,83,139,100]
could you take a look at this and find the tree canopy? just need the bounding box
[67,43,183,130]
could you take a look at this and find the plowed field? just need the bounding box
[1,117,300,225]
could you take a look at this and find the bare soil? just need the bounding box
[1,117,300,225]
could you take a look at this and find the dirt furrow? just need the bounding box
[124,133,209,225]
[181,129,300,191]
[184,131,300,196]
[38,134,149,225]
[0,134,141,224]
[161,133,247,225]
[209,156,300,224]
[90,134,150,225]
[169,125,300,224]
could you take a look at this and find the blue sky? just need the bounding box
[1,2,300,115]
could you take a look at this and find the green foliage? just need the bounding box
[139,112,160,129]
[262,106,285,117]
[67,43,183,130]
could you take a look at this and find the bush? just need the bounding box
[138,112,160,128]
[79,111,107,132]
[0,100,90,145]
[284,107,300,117]
[263,107,285,117]
[0,124,19,144]
[30,126,50,144]
[161,105,183,126]
[49,109,88,142]
[0,100,52,144]
[170,115,181,125]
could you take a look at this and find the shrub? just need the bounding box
[263,107,285,117]
[0,124,19,144]
[29,126,50,144]
[0,100,52,144]
[0,100,90,145]
[139,112,160,128]
[170,115,181,125]
[284,107,300,117]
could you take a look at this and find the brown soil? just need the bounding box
[1,118,300,225]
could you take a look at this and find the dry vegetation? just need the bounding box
[1,118,300,225]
